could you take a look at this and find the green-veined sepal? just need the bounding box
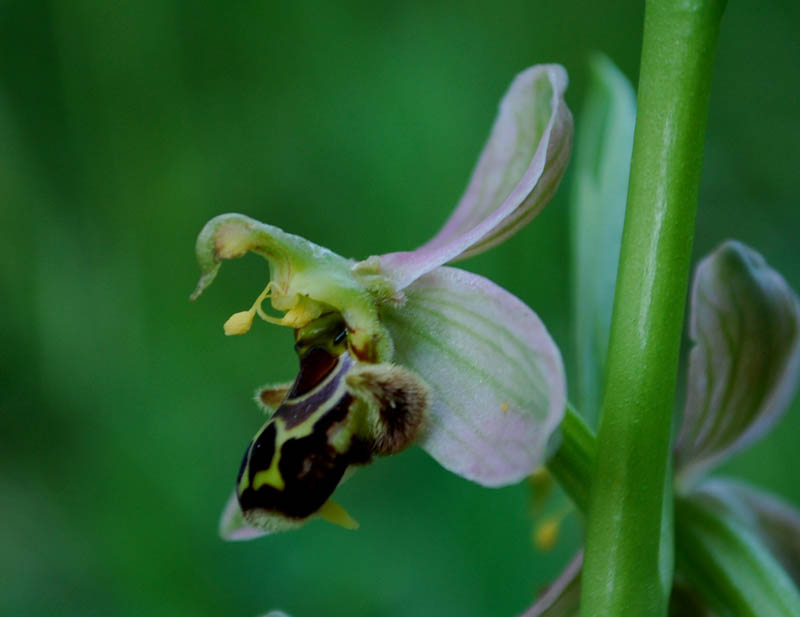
[382,266,566,486]
[675,241,800,485]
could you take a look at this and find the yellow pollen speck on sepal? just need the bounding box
[533,518,560,551]
[317,499,359,530]
[224,310,255,335]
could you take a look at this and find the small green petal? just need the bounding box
[675,241,800,484]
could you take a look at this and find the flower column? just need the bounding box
[580,1,726,616]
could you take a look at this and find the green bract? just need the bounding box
[570,55,635,426]
[192,64,573,538]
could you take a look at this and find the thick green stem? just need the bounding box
[550,408,800,616]
[578,2,726,616]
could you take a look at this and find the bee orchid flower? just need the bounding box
[191,64,574,538]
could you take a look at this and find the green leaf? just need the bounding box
[693,479,800,586]
[675,495,800,617]
[569,54,636,425]
[675,241,800,484]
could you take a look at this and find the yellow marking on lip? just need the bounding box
[253,463,285,491]
[500,402,510,413]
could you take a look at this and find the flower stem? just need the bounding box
[578,2,726,616]
[548,405,595,513]
[550,407,800,616]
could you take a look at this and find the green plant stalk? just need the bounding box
[551,407,800,616]
[548,405,595,513]
[578,1,726,616]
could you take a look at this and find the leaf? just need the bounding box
[381,266,566,486]
[376,64,573,290]
[569,55,636,425]
[675,495,800,617]
[675,241,800,483]
[692,478,800,586]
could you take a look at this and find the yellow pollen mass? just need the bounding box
[224,310,255,335]
[224,281,282,334]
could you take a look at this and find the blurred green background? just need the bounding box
[2,1,799,616]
